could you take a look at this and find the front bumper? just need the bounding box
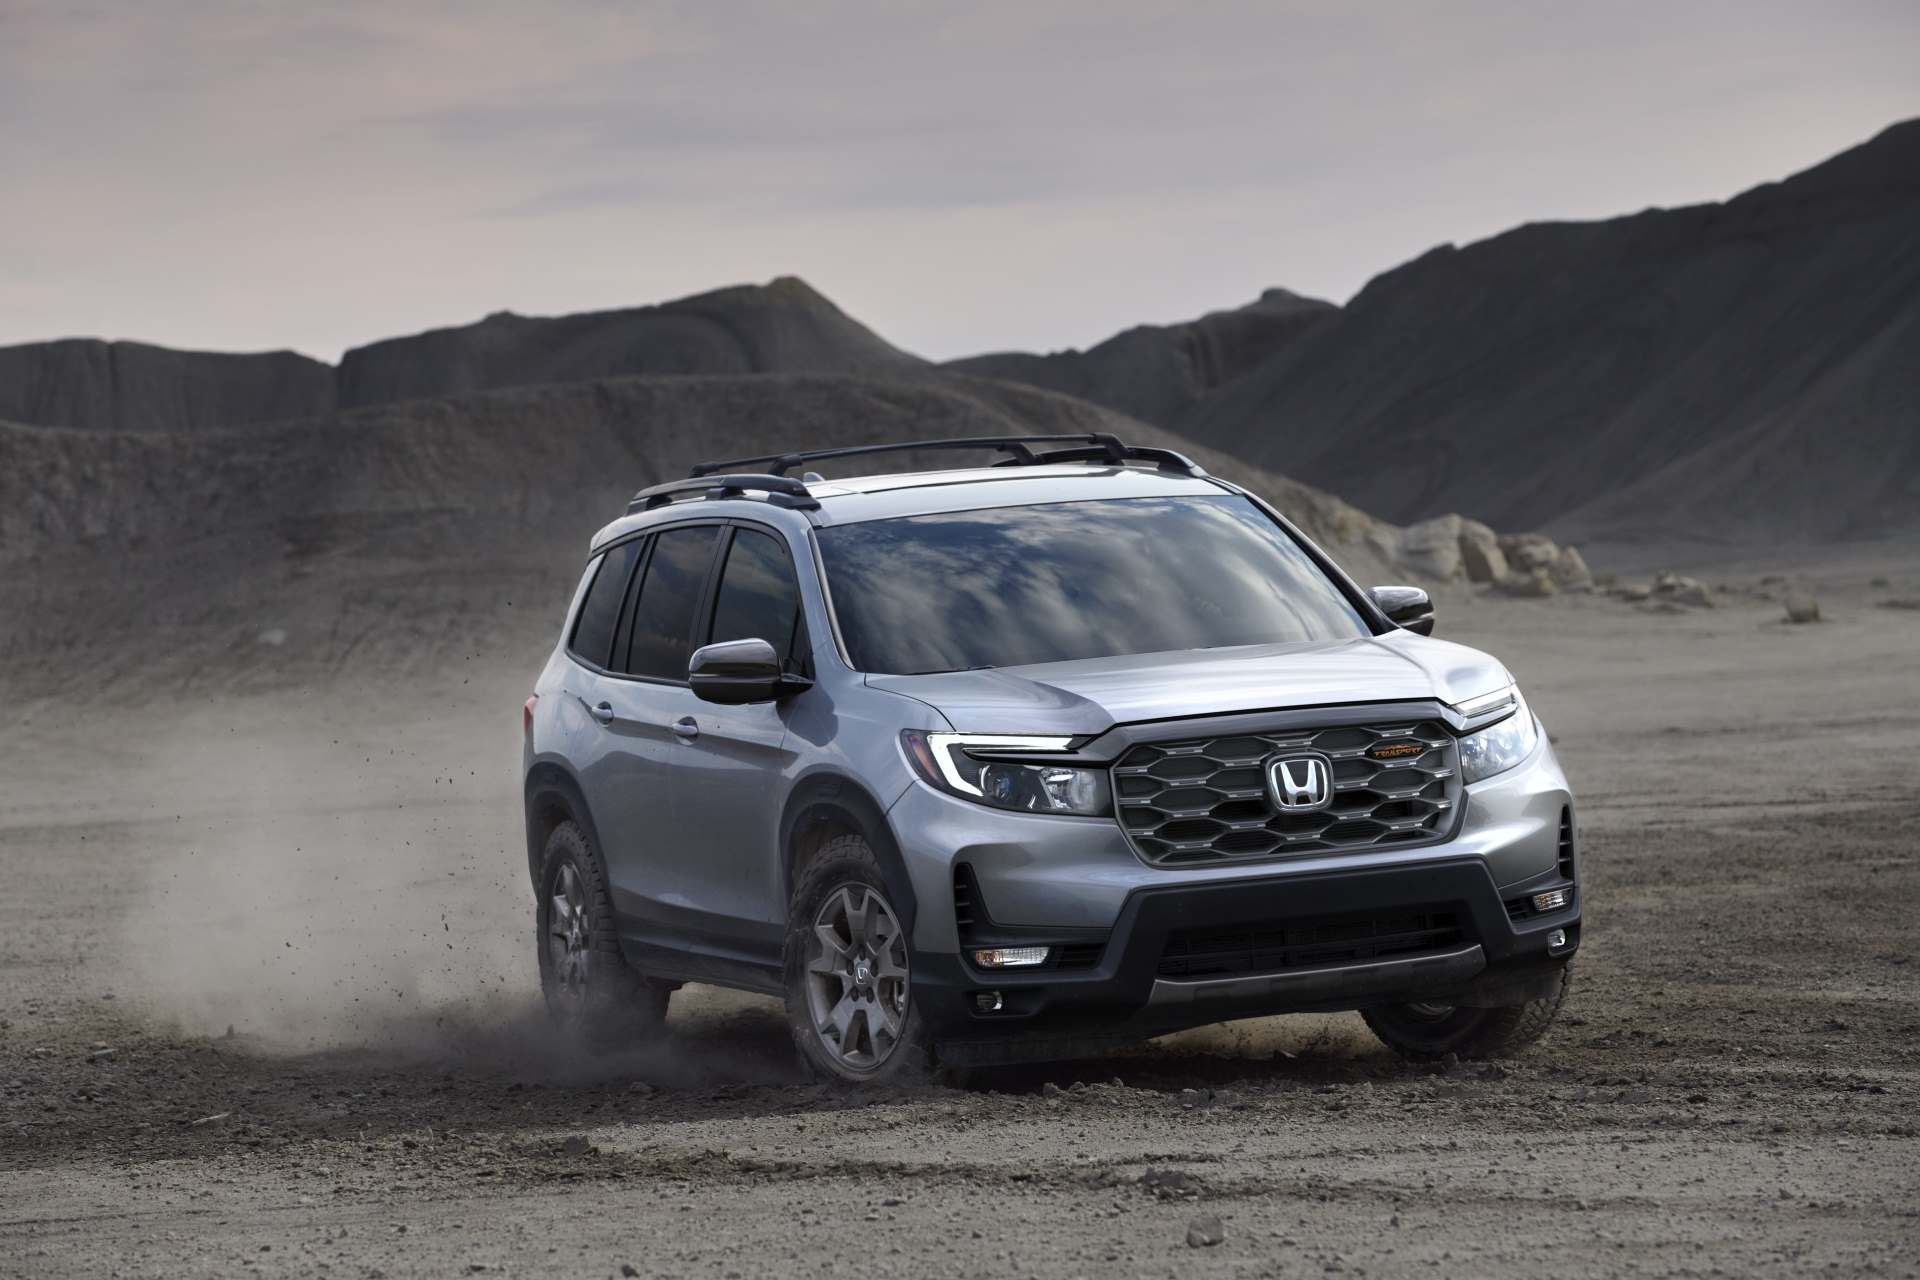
[915,856,1579,1058]
[890,729,1578,1058]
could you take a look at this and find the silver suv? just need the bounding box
[522,434,1579,1082]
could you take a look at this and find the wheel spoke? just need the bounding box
[822,991,858,1043]
[841,889,867,946]
[867,995,900,1046]
[811,923,851,966]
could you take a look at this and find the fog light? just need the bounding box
[1547,928,1570,953]
[972,946,1049,969]
[1532,888,1571,913]
[974,991,1004,1013]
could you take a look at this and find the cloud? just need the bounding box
[1,0,1915,362]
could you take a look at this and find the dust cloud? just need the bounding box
[106,681,534,1054]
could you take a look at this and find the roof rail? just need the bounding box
[990,442,1206,476]
[687,432,1203,479]
[626,473,821,515]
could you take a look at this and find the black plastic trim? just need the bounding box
[913,857,1581,1044]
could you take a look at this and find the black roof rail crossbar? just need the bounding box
[627,473,821,514]
[992,443,1207,476]
[687,433,1131,478]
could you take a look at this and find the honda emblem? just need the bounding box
[1267,754,1333,811]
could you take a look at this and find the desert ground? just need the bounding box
[2,552,1917,1279]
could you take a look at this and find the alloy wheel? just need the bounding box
[804,884,910,1073]
[548,861,591,1008]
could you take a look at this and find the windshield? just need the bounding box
[816,494,1371,675]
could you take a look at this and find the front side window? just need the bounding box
[568,539,643,668]
[623,525,720,679]
[816,495,1369,675]
[709,528,806,669]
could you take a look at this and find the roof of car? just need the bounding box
[588,463,1234,552]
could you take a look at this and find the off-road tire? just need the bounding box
[782,833,935,1085]
[536,820,670,1053]
[1362,963,1571,1060]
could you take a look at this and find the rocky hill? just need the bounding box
[0,371,1428,693]
[0,338,334,431]
[0,278,923,434]
[947,288,1333,424]
[1172,119,1920,546]
[335,276,924,408]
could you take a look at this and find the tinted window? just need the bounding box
[710,528,805,668]
[623,526,720,679]
[816,495,1369,675]
[568,540,642,667]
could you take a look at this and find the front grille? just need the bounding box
[1557,807,1577,880]
[1113,720,1461,865]
[1159,908,1464,979]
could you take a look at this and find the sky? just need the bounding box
[3,0,1916,364]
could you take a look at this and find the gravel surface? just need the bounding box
[3,568,1917,1278]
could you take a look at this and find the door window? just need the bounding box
[709,528,806,670]
[568,540,643,668]
[623,525,721,680]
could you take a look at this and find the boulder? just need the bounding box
[1457,519,1508,584]
[1551,545,1594,591]
[1783,594,1821,624]
[1653,572,1717,608]
[1396,515,1465,580]
[1499,532,1561,573]
[1498,569,1557,598]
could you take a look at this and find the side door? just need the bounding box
[585,522,725,935]
[559,533,649,893]
[672,522,810,937]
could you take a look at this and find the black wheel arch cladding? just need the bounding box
[523,762,606,891]
[779,773,919,933]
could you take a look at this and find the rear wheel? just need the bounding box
[783,834,933,1084]
[1363,964,1570,1060]
[536,821,670,1052]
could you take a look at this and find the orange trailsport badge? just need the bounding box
[1367,741,1427,761]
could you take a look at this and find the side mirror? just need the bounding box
[689,638,812,705]
[1369,585,1435,636]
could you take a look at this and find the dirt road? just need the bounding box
[3,566,1917,1278]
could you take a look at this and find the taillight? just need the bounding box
[523,695,539,737]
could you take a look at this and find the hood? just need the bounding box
[867,632,1510,738]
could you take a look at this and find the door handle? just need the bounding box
[580,698,615,725]
[671,716,700,741]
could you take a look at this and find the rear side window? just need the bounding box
[568,540,643,668]
[624,525,721,680]
[709,528,805,669]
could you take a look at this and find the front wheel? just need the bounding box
[782,834,934,1084]
[1363,964,1571,1060]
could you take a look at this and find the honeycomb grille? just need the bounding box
[1113,720,1461,866]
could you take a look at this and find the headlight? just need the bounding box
[1456,689,1539,783]
[901,730,1111,816]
